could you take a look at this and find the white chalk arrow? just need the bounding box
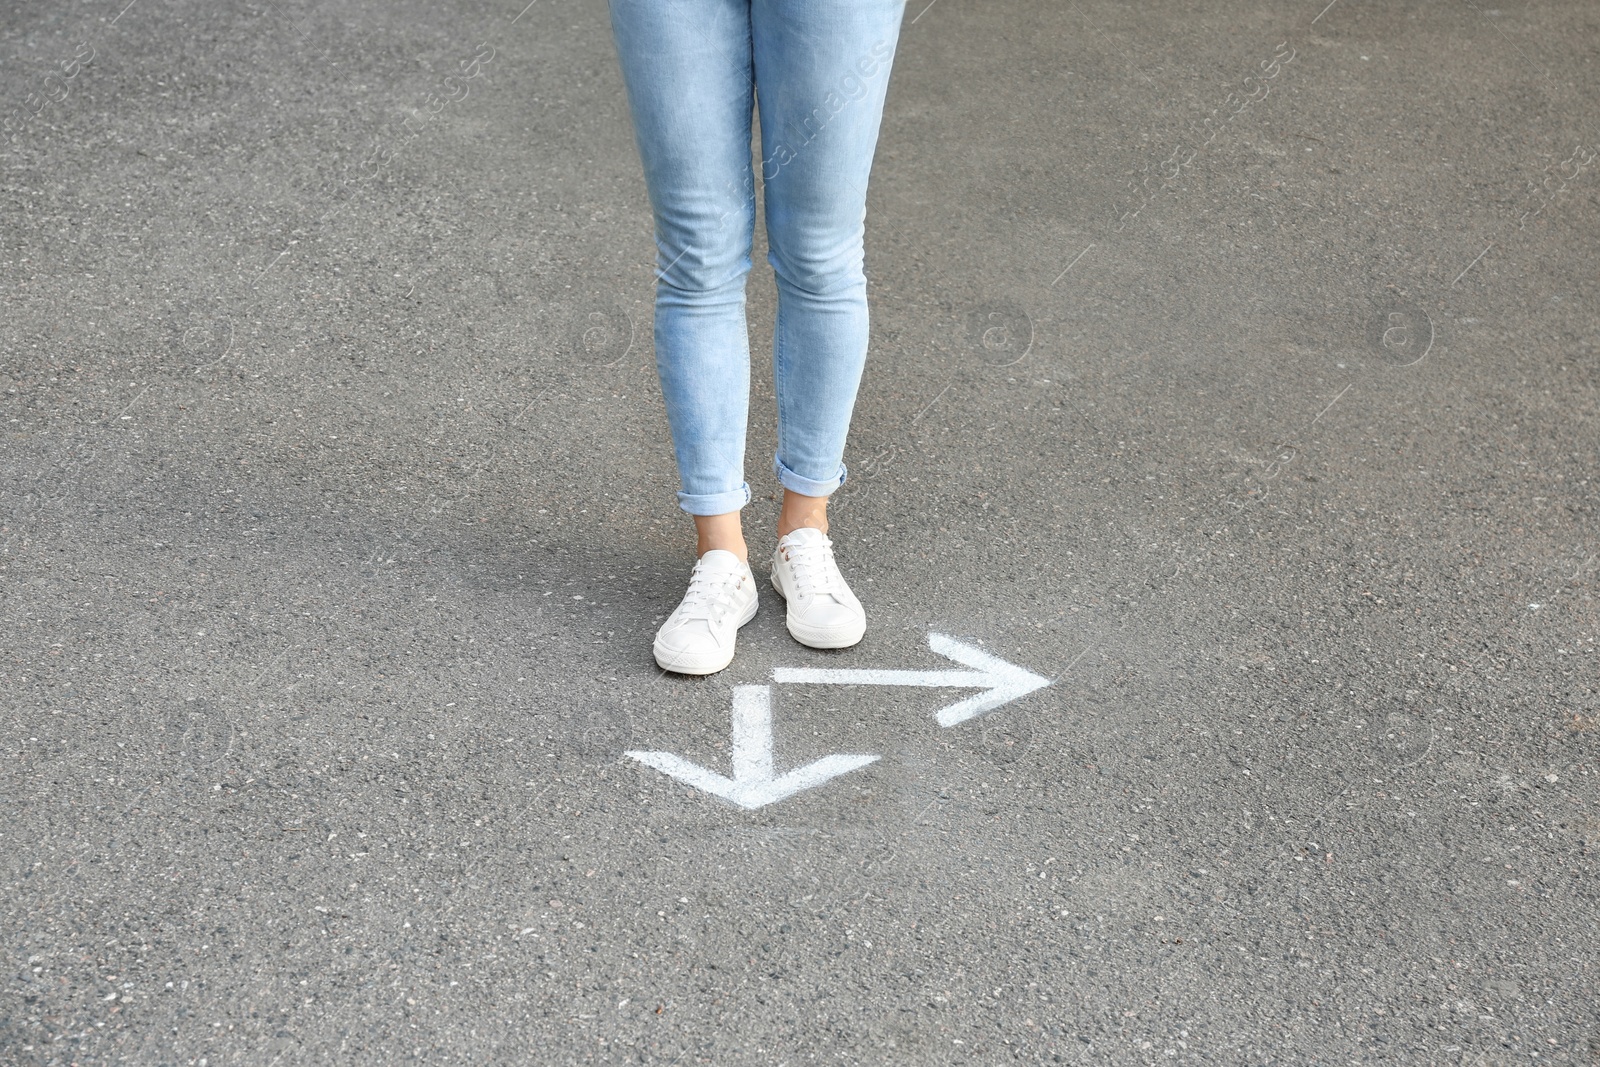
[626,685,878,810]
[772,632,1051,727]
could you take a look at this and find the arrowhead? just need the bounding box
[625,750,878,811]
[627,685,877,810]
[624,750,745,805]
[927,632,1053,727]
[742,754,880,809]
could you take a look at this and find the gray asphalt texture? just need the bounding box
[3,0,1598,1063]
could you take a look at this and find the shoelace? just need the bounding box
[781,536,842,600]
[679,560,745,622]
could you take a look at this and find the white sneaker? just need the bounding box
[770,527,866,649]
[652,549,759,675]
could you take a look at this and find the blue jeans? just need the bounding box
[607,0,906,516]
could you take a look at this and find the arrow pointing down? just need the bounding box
[626,685,878,810]
[772,632,1052,726]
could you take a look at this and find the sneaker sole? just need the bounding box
[769,573,865,650]
[651,595,758,675]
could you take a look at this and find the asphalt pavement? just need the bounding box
[3,0,1597,1063]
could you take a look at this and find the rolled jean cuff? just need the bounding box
[774,453,847,498]
[676,481,751,516]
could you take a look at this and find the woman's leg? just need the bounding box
[752,0,906,517]
[752,0,903,650]
[608,0,765,674]
[607,0,759,538]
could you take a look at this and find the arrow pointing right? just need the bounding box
[772,632,1052,727]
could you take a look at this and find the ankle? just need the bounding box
[776,519,827,539]
[697,539,748,562]
[777,489,829,538]
[693,510,747,562]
